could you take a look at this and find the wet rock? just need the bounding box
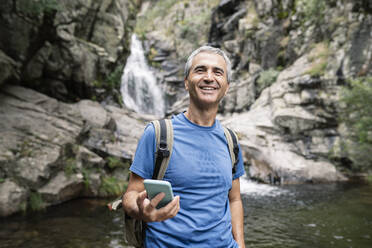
[0,85,147,216]
[38,172,85,206]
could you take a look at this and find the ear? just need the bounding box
[224,83,230,96]
[184,79,189,91]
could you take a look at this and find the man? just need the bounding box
[123,46,246,247]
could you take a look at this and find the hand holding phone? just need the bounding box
[144,179,174,209]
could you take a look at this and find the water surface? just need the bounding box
[1,179,371,248]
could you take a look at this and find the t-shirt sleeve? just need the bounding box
[129,124,156,179]
[232,143,245,180]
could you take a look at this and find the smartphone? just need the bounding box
[144,179,174,209]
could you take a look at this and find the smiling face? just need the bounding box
[184,52,229,110]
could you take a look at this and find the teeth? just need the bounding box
[201,87,215,90]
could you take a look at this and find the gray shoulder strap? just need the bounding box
[151,119,174,180]
[223,126,239,174]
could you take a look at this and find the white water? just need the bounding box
[240,174,289,197]
[120,34,165,117]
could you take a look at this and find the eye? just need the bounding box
[214,69,224,76]
[194,66,206,73]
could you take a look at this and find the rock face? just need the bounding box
[138,0,371,183]
[222,53,347,183]
[0,0,140,102]
[0,0,371,216]
[0,85,148,216]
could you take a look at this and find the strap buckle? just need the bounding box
[158,143,170,158]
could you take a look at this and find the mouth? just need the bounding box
[198,84,220,91]
[200,86,217,91]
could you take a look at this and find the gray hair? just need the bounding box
[184,46,232,83]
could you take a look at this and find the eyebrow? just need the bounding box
[193,65,225,74]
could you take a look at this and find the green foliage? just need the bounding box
[17,0,60,15]
[257,69,280,90]
[64,158,78,177]
[81,168,91,189]
[176,8,213,45]
[306,42,330,77]
[0,178,4,183]
[296,0,327,26]
[29,192,45,211]
[135,0,218,50]
[367,175,372,183]
[135,0,179,35]
[106,156,125,169]
[106,65,124,91]
[340,77,372,171]
[99,177,126,196]
[307,61,328,77]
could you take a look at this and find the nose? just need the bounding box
[203,70,214,82]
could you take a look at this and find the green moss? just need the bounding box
[135,0,179,35]
[367,175,372,183]
[19,201,28,213]
[106,156,125,169]
[64,158,78,177]
[0,178,4,183]
[257,69,280,89]
[29,192,44,211]
[106,65,124,91]
[306,42,330,77]
[278,11,289,20]
[81,168,91,189]
[307,61,328,77]
[99,177,127,196]
[17,0,60,15]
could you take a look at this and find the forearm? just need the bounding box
[230,199,245,248]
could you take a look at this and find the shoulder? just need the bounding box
[137,122,156,145]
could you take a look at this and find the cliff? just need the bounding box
[0,0,371,216]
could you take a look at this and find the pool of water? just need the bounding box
[1,179,371,248]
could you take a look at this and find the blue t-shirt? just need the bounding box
[130,113,245,247]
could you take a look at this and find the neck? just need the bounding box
[184,104,218,127]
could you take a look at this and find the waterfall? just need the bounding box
[120,34,165,117]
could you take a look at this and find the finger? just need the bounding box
[166,196,180,218]
[149,192,165,209]
[137,190,147,208]
[159,195,180,218]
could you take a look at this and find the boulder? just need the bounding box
[0,85,147,216]
[222,51,347,184]
[0,180,27,217]
[38,172,85,206]
[0,50,19,86]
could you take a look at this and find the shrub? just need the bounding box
[340,77,372,171]
[17,0,60,15]
[29,192,45,211]
[257,69,280,90]
[107,156,125,169]
[99,177,126,196]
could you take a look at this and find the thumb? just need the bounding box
[137,190,147,207]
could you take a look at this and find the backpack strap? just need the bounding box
[107,119,173,211]
[151,119,174,180]
[223,127,239,175]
